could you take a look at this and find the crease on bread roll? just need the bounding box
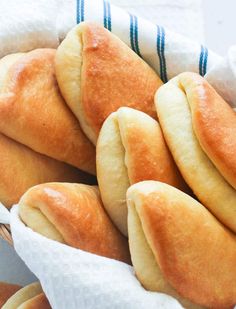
[97,107,189,236]
[0,133,93,209]
[0,48,95,175]
[19,183,131,264]
[0,282,22,308]
[56,22,163,144]
[177,72,236,190]
[17,293,51,309]
[2,282,43,309]
[127,181,236,309]
[155,74,236,233]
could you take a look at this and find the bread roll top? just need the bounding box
[97,107,189,236]
[0,282,22,308]
[0,48,95,174]
[56,22,163,144]
[127,181,236,309]
[19,183,131,264]
[155,74,236,233]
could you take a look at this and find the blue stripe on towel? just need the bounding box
[107,2,112,31]
[76,0,84,23]
[203,47,208,75]
[103,0,107,28]
[81,0,84,22]
[157,26,167,83]
[103,1,112,31]
[199,46,204,75]
[199,45,208,76]
[129,15,135,53]
[129,14,141,57]
[76,0,80,23]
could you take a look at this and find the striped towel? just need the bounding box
[62,0,236,105]
[108,0,205,43]
[2,0,236,106]
[75,0,220,82]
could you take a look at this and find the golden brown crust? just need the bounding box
[155,76,236,233]
[56,22,163,144]
[0,133,93,209]
[179,72,236,190]
[2,282,42,309]
[97,107,189,236]
[127,181,236,309]
[117,108,188,191]
[0,53,25,91]
[81,23,162,138]
[0,48,95,174]
[18,293,51,309]
[127,193,202,309]
[0,282,22,307]
[19,183,131,264]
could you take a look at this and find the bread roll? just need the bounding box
[127,181,236,309]
[177,72,236,190]
[56,22,163,144]
[2,282,43,309]
[19,183,131,263]
[0,53,24,89]
[0,133,92,209]
[0,282,21,307]
[0,49,95,174]
[155,74,236,233]
[97,107,188,236]
[18,293,51,309]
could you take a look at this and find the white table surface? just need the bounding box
[1,0,236,286]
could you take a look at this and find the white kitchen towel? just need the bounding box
[205,45,236,107]
[0,0,220,83]
[109,0,205,43]
[10,206,183,309]
[4,0,236,105]
[3,0,236,107]
[0,203,10,225]
[0,0,58,57]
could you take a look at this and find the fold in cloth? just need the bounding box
[10,206,183,309]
